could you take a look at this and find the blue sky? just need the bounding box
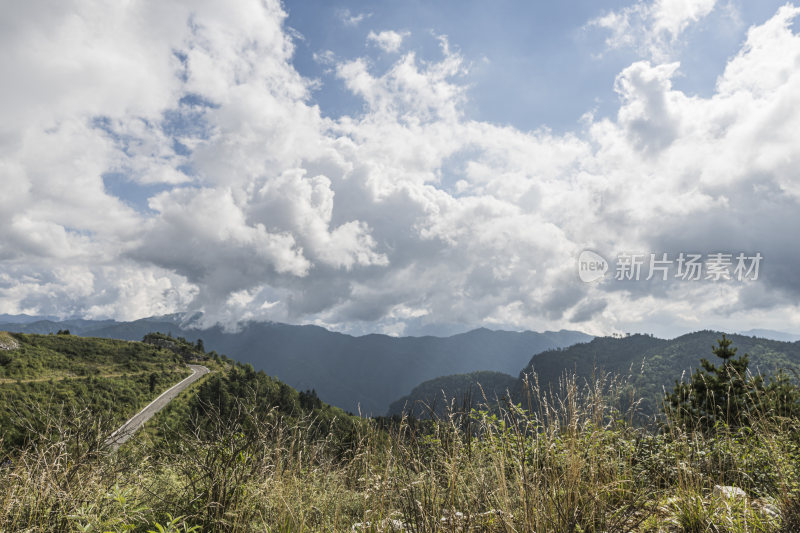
[284,0,785,131]
[1,0,800,337]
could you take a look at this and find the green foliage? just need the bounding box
[666,336,800,432]
[178,362,364,456]
[764,370,800,419]
[520,331,800,417]
[388,370,518,418]
[299,388,323,410]
[0,332,184,380]
[0,333,190,455]
[148,514,200,533]
[667,335,764,429]
[778,492,800,533]
[142,332,206,362]
[1,370,190,453]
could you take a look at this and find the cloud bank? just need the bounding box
[2,0,800,336]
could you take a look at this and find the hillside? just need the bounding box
[517,331,800,414]
[387,370,518,417]
[0,316,592,415]
[0,331,359,454]
[0,332,194,452]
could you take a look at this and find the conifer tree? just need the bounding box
[667,335,763,429]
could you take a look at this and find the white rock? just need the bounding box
[0,333,19,350]
[713,485,747,501]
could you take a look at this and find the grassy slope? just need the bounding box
[0,331,361,454]
[0,332,192,451]
[0,332,189,379]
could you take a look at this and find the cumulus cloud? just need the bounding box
[2,0,800,336]
[367,30,410,53]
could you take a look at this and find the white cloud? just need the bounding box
[338,9,371,27]
[313,50,336,66]
[337,37,466,123]
[589,0,718,60]
[367,30,410,53]
[2,0,800,337]
[652,0,717,37]
[717,4,800,97]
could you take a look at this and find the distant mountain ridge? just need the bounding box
[386,330,800,419]
[0,315,592,415]
[738,329,800,343]
[0,313,61,324]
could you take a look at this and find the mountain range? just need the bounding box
[389,331,800,418]
[0,315,590,415]
[6,315,800,417]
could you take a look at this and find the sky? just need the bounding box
[1,0,799,338]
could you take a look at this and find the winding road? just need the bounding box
[105,364,209,449]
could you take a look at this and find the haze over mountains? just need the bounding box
[738,329,800,343]
[0,315,590,415]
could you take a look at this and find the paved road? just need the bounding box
[105,364,209,449]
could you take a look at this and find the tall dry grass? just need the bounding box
[1,371,798,532]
